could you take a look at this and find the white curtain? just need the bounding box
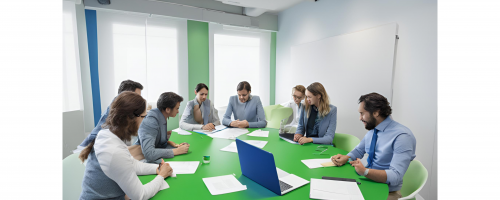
[95,10,187,111]
[209,24,271,109]
[63,1,83,112]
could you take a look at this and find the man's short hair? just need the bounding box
[157,92,184,111]
[358,92,392,118]
[118,79,143,94]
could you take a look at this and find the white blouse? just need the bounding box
[280,100,304,128]
[94,129,169,200]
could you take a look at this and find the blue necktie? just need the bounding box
[367,128,379,168]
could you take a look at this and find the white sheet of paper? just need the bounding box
[310,178,364,200]
[301,159,333,169]
[220,140,268,153]
[165,161,200,174]
[215,125,227,131]
[247,130,269,137]
[279,136,299,144]
[173,128,192,135]
[207,128,248,139]
[203,175,247,195]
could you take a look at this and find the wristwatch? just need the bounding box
[363,168,370,176]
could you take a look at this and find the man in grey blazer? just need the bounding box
[222,81,267,128]
[134,92,190,164]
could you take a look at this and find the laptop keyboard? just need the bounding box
[279,180,293,192]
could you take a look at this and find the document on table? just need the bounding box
[220,140,268,153]
[165,161,200,174]
[203,175,247,195]
[301,159,336,169]
[247,129,269,137]
[310,178,364,200]
[193,125,228,134]
[207,128,248,139]
[172,128,192,135]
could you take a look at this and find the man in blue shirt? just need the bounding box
[77,80,143,149]
[331,93,416,200]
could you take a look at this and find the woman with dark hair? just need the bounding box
[79,91,173,200]
[180,83,221,131]
[222,81,267,128]
[294,82,338,145]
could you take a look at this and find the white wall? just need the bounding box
[276,0,437,199]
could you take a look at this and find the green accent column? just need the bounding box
[187,20,209,100]
[270,32,277,105]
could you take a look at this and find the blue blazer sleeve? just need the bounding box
[79,105,109,147]
[311,106,337,145]
[222,97,234,126]
[295,107,306,135]
[248,97,267,128]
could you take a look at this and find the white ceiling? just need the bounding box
[215,0,307,14]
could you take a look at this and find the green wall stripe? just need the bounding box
[187,20,210,100]
[270,32,277,105]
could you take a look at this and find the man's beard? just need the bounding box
[364,114,377,130]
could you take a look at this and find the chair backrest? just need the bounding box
[266,107,293,129]
[63,110,86,159]
[400,160,428,200]
[263,104,282,120]
[332,133,361,152]
[63,153,86,200]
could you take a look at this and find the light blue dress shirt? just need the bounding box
[347,116,417,192]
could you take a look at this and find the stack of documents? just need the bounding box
[220,140,268,153]
[206,128,248,139]
[203,175,247,195]
[172,128,192,135]
[247,129,269,137]
[165,161,200,175]
[310,178,364,200]
[301,159,336,169]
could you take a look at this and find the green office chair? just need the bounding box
[399,160,428,200]
[63,153,86,199]
[332,133,361,152]
[263,104,282,120]
[266,107,293,129]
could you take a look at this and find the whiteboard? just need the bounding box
[287,23,398,139]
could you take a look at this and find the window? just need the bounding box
[210,24,271,109]
[95,10,187,111]
[63,1,83,112]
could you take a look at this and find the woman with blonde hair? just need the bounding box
[293,82,337,145]
[79,91,173,200]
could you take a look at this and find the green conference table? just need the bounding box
[139,128,388,199]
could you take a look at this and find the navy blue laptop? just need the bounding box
[236,139,309,195]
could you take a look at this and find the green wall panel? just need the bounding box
[187,20,209,100]
[270,32,277,105]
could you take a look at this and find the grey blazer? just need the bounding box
[222,95,267,128]
[295,104,337,145]
[180,99,221,131]
[134,108,175,163]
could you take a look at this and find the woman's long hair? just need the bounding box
[79,91,146,162]
[304,82,331,118]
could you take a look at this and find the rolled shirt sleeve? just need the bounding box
[347,137,366,159]
[384,134,415,191]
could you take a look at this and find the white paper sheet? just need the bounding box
[203,175,247,195]
[310,179,364,200]
[280,136,299,144]
[172,128,192,135]
[207,128,248,139]
[165,161,200,174]
[301,159,333,169]
[220,140,268,153]
[247,130,269,137]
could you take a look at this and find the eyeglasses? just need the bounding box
[292,95,304,100]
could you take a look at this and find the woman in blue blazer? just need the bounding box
[294,82,337,145]
[222,81,267,128]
